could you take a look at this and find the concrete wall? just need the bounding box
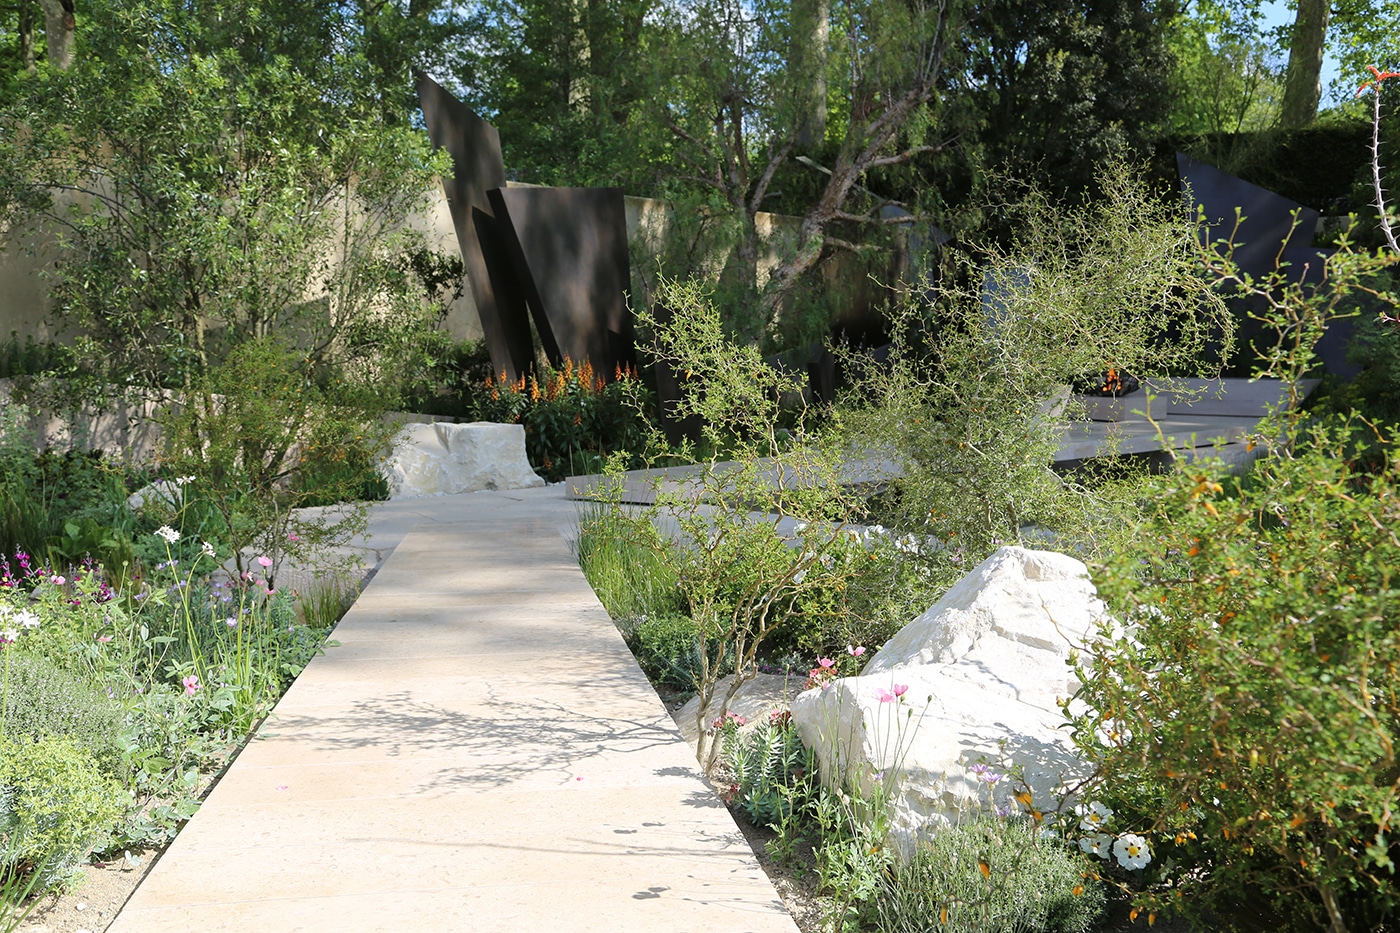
[2,181,866,357]
[0,216,60,344]
[0,181,484,349]
[0,378,166,459]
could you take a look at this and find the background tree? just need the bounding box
[645,0,962,344]
[955,0,1175,202]
[1166,0,1283,135]
[454,0,662,188]
[0,0,455,404]
[1280,0,1329,125]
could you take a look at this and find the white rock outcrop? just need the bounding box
[790,546,1103,856]
[381,421,544,499]
[126,479,184,512]
[671,673,808,749]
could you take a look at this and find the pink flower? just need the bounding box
[287,533,300,542]
[182,674,201,695]
[51,575,65,585]
[256,555,273,568]
[96,635,113,643]
[876,683,909,703]
[817,657,835,669]
[846,645,866,657]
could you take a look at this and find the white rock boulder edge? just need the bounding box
[790,546,1103,858]
[672,673,809,749]
[381,421,544,499]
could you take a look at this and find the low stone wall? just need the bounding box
[0,378,166,461]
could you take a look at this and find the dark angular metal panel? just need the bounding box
[486,186,636,379]
[649,301,704,447]
[416,73,534,382]
[1177,152,1320,270]
[1176,153,1358,379]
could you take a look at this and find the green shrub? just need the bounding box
[874,818,1106,933]
[1069,193,1400,933]
[1073,416,1400,931]
[397,337,494,419]
[0,652,125,775]
[0,406,135,566]
[0,736,126,892]
[620,613,732,691]
[842,160,1232,590]
[0,333,69,380]
[155,337,390,585]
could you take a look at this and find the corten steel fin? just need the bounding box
[416,73,534,382]
[1176,153,1355,378]
[486,186,636,380]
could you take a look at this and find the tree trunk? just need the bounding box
[790,0,829,151]
[1280,0,1329,128]
[19,1,37,72]
[37,0,74,70]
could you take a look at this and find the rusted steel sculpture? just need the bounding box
[416,73,534,382]
[487,186,636,380]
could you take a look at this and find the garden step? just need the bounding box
[107,486,798,933]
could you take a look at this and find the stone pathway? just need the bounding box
[108,486,798,933]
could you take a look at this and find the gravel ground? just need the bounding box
[13,850,156,933]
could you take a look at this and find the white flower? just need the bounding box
[1079,833,1113,859]
[201,541,217,559]
[155,525,181,544]
[175,475,195,486]
[0,629,16,645]
[1113,833,1152,870]
[1077,801,1113,832]
[14,609,39,629]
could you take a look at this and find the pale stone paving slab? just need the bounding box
[108,486,799,933]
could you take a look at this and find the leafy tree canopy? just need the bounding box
[0,0,458,402]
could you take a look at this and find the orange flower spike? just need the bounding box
[595,376,606,394]
[563,356,574,381]
[580,359,594,387]
[615,363,624,382]
[529,377,541,402]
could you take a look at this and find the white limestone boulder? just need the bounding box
[126,479,184,512]
[671,673,808,749]
[381,421,544,499]
[790,546,1103,857]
